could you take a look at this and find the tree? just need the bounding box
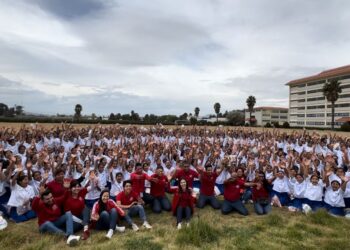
[213,102,221,123]
[323,79,342,130]
[179,113,188,120]
[74,104,83,121]
[109,113,115,120]
[246,96,256,126]
[194,107,200,118]
[91,113,96,120]
[15,105,24,116]
[226,110,245,126]
[0,103,9,116]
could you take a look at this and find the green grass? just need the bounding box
[1,204,350,250]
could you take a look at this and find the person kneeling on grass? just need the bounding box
[91,189,126,239]
[252,172,271,215]
[32,188,80,246]
[116,180,152,231]
[149,166,171,213]
[221,172,248,216]
[171,178,195,229]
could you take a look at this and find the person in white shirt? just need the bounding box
[324,172,349,216]
[303,175,325,211]
[109,172,124,200]
[7,172,36,222]
[271,169,290,207]
[289,173,306,211]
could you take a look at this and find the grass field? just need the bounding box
[1,203,350,250]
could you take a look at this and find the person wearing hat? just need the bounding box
[323,172,349,216]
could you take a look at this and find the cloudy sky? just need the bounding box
[1,0,350,116]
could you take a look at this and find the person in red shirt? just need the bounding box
[252,172,271,215]
[46,168,66,198]
[116,180,152,232]
[90,189,125,239]
[149,166,171,213]
[130,163,152,204]
[197,164,223,209]
[31,188,81,246]
[221,172,248,216]
[171,178,195,229]
[173,161,199,188]
[63,180,91,240]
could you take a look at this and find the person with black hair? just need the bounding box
[32,188,81,246]
[116,180,152,231]
[90,189,125,239]
[252,172,271,215]
[149,166,171,213]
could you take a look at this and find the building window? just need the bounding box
[307,89,323,94]
[307,105,325,110]
[306,113,325,117]
[307,97,325,102]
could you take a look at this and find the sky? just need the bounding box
[1,0,350,116]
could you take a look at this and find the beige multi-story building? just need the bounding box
[244,107,288,126]
[287,65,350,128]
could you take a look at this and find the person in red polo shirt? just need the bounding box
[172,161,199,188]
[221,172,248,216]
[149,166,171,213]
[252,172,271,215]
[32,188,80,246]
[197,164,223,209]
[116,180,152,231]
[171,178,195,229]
[130,163,152,204]
[46,168,66,198]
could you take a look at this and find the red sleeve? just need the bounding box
[144,173,152,181]
[79,188,88,198]
[192,170,199,178]
[116,192,123,202]
[32,196,41,212]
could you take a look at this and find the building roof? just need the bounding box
[336,117,350,123]
[246,106,288,111]
[286,64,350,86]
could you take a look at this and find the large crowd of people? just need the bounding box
[0,123,349,245]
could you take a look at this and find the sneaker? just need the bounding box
[81,230,90,240]
[177,223,182,230]
[132,223,139,232]
[66,235,80,246]
[115,226,126,233]
[143,221,152,229]
[105,229,114,239]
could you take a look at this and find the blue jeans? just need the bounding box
[324,203,345,216]
[242,188,252,202]
[72,206,91,232]
[215,184,224,195]
[0,187,11,217]
[85,199,98,209]
[10,207,36,223]
[152,196,171,213]
[176,206,191,223]
[197,194,221,209]
[272,191,290,206]
[124,205,146,225]
[142,192,154,205]
[304,199,323,211]
[290,198,306,210]
[254,202,271,215]
[39,211,74,236]
[95,208,118,230]
[344,197,350,208]
[221,200,248,216]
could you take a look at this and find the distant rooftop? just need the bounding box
[286,64,350,86]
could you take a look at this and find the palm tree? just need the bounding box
[213,102,221,123]
[194,107,200,118]
[74,104,82,121]
[323,79,342,130]
[246,96,256,126]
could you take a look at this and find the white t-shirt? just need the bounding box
[110,181,123,197]
[304,179,324,201]
[272,177,290,193]
[324,186,345,207]
[7,184,35,207]
[292,181,306,198]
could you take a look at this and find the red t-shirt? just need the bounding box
[130,172,150,195]
[63,188,88,216]
[178,191,193,208]
[150,174,168,197]
[116,191,139,206]
[200,172,218,196]
[175,169,199,188]
[32,196,65,226]
[224,180,244,202]
[252,184,269,201]
[46,180,65,198]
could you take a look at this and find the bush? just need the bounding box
[264,122,272,128]
[282,121,290,128]
[272,122,280,128]
[176,219,219,247]
[340,122,350,132]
